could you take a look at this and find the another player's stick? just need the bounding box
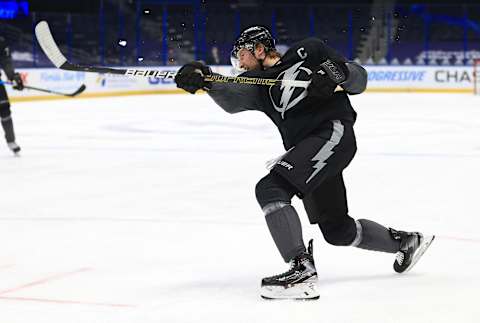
[3,81,86,97]
[34,21,310,89]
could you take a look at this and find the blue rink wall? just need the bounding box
[4,65,477,101]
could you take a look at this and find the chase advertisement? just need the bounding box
[366,65,476,91]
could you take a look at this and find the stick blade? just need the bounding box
[34,21,67,68]
[69,84,86,97]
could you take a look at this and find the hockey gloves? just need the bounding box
[308,59,348,100]
[175,61,212,94]
[11,73,24,91]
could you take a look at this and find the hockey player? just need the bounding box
[174,26,434,300]
[0,36,23,155]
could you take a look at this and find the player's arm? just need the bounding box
[321,61,367,95]
[175,61,260,114]
[0,46,15,80]
[0,46,24,90]
[305,38,367,99]
[207,79,260,114]
[340,61,367,94]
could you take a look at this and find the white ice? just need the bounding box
[0,92,479,323]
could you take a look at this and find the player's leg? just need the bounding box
[275,119,358,250]
[0,85,20,154]
[304,174,400,250]
[256,173,304,262]
[255,172,319,300]
[304,174,434,273]
[303,173,359,246]
[257,120,356,299]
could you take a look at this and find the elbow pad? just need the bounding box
[341,62,368,94]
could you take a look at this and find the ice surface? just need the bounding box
[0,93,479,323]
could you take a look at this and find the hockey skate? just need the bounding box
[7,142,21,155]
[260,240,319,300]
[389,229,435,273]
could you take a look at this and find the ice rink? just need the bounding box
[1,92,479,323]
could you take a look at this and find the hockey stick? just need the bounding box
[34,21,310,88]
[3,81,86,97]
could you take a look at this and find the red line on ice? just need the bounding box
[0,296,135,308]
[0,267,92,296]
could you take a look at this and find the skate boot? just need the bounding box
[389,229,435,273]
[2,116,20,155]
[260,239,319,300]
[7,142,21,155]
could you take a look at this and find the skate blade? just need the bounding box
[404,235,435,273]
[260,277,320,300]
[261,294,320,301]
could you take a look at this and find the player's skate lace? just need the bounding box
[396,252,405,265]
[266,260,297,280]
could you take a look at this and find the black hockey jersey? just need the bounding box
[208,38,367,150]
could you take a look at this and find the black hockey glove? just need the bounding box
[307,59,348,100]
[175,61,212,94]
[11,73,24,91]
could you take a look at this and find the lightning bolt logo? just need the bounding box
[305,121,345,184]
[269,61,311,119]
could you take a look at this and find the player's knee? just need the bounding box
[255,173,295,209]
[319,216,357,246]
[0,101,11,119]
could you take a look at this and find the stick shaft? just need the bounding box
[3,81,86,97]
[35,21,310,89]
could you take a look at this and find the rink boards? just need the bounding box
[4,65,477,101]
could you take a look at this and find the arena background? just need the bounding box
[1,0,480,99]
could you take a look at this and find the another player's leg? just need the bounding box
[255,173,319,300]
[0,86,20,155]
[1,116,21,154]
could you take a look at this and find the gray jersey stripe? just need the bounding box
[305,120,344,184]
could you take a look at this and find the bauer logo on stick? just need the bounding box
[125,69,176,79]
